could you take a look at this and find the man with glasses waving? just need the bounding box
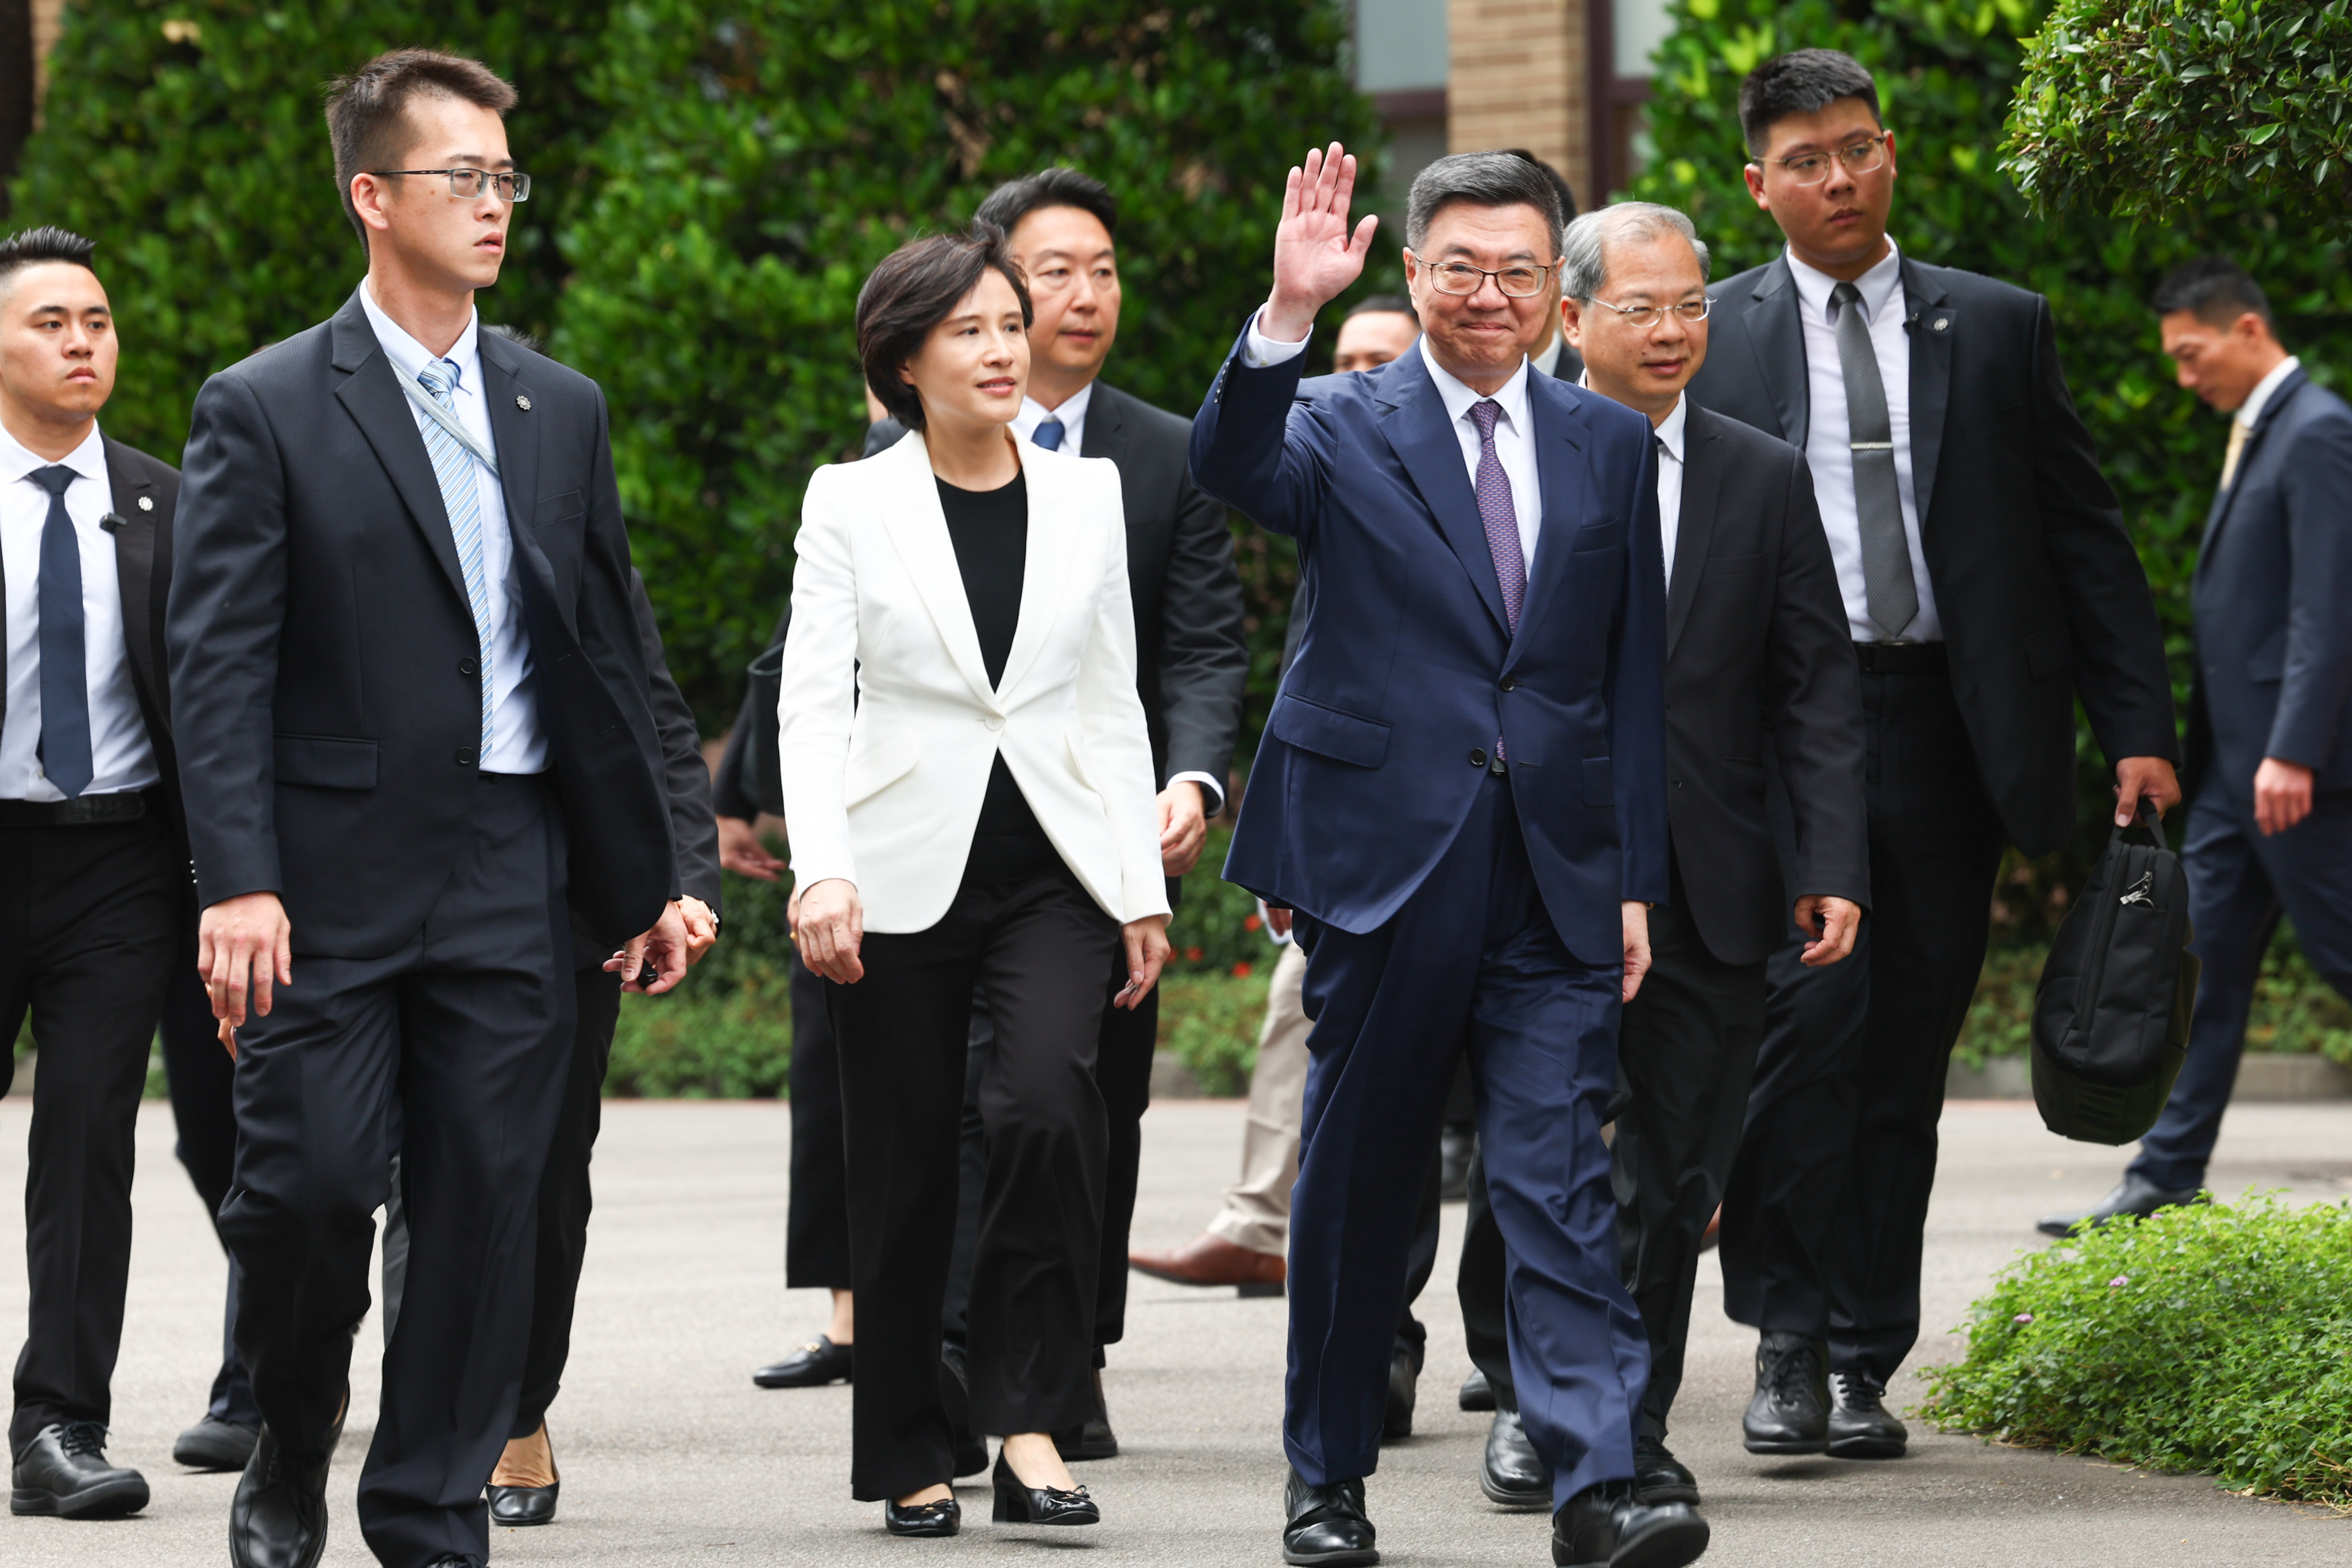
[1685,49,2177,1463]
[169,50,685,1568]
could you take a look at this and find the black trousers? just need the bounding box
[220,774,573,1568]
[785,957,852,1291]
[1721,665,2006,1384]
[157,952,264,1430]
[2,811,180,1454]
[828,863,1119,1500]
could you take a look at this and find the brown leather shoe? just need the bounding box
[1127,1233,1285,1295]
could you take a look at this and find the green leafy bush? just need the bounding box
[1158,967,1272,1095]
[1920,1194,2352,1505]
[605,861,797,1096]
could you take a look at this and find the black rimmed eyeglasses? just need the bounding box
[367,168,532,202]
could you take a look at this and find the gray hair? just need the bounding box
[1405,152,1566,256]
[1559,202,1711,301]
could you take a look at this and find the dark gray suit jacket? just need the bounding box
[2185,365,2352,802]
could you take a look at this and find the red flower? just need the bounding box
[1242,913,1263,932]
[1184,946,1204,963]
[1233,961,1253,979]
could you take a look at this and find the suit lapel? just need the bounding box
[101,439,164,716]
[1511,375,1590,658]
[996,445,1075,702]
[1374,343,1510,636]
[1743,260,1809,446]
[1077,382,1125,465]
[329,290,473,613]
[2197,366,2308,576]
[1902,258,1956,533]
[1666,404,1721,658]
[877,431,997,706]
[477,337,562,630]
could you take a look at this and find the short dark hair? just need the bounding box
[973,167,1118,242]
[325,50,519,246]
[0,226,99,293]
[2151,256,2273,330]
[1346,293,1416,322]
[1739,49,1880,156]
[1501,149,1579,223]
[858,223,1034,431]
[484,323,545,356]
[1405,151,1566,256]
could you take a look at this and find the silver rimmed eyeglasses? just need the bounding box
[1580,295,1712,330]
[1408,252,1558,298]
[1753,133,1890,187]
[368,168,532,202]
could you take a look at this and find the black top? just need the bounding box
[938,470,1061,886]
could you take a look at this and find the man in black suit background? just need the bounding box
[169,51,685,1568]
[0,225,184,1520]
[2041,259,2352,1235]
[1686,49,2179,1461]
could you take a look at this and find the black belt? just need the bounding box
[1853,640,1948,675]
[0,787,160,827]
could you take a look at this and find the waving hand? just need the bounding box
[1262,143,1380,343]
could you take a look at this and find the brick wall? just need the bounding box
[1446,0,1592,211]
[30,0,61,115]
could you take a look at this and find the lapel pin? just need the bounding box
[137,495,155,511]
[516,395,532,411]
[1933,317,1949,331]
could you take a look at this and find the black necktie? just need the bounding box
[1831,281,1919,639]
[29,466,93,800]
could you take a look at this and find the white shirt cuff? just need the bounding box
[1168,770,1227,815]
[1241,310,1312,370]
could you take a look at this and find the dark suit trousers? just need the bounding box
[785,957,853,1291]
[2,813,180,1454]
[1722,665,2006,1384]
[219,774,573,1568]
[1289,778,1642,1507]
[158,955,264,1430]
[2130,789,2352,1192]
[827,864,1118,1501]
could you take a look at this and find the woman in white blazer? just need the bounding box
[779,226,1171,1537]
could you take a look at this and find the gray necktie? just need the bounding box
[1832,280,1918,639]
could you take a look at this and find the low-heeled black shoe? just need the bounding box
[487,1478,558,1526]
[753,1333,853,1389]
[1283,1467,1376,1566]
[1459,1369,1496,1411]
[1551,1480,1709,1568]
[883,1495,961,1537]
[1054,1367,1119,1462]
[175,1414,262,1473]
[230,1424,331,1568]
[1633,1438,1700,1507]
[1381,1347,1417,1441]
[2036,1175,2205,1238]
[10,1422,148,1519]
[1478,1408,1551,1509]
[1742,1331,1829,1455]
[991,1453,1098,1525]
[1826,1370,1907,1459]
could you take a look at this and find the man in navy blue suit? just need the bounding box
[2044,258,2352,1235]
[1191,145,1701,1568]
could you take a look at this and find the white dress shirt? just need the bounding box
[1786,243,1942,642]
[2236,354,2301,435]
[1,422,159,801]
[1242,313,1544,569]
[360,280,547,773]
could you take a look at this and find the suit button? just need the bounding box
[459,657,478,676]
[1469,748,1488,769]
[457,748,476,766]
[984,716,1005,731]
[1499,675,1517,692]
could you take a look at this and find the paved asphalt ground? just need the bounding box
[2,1092,2347,1567]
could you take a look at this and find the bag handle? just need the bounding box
[2115,794,2168,850]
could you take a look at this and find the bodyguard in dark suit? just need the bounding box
[168,53,682,1568]
[1196,145,1702,1568]
[1458,202,1868,1512]
[2043,259,2352,1234]
[0,226,182,1520]
[1685,51,2178,1459]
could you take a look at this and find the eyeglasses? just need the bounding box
[367,168,533,202]
[1409,253,1557,298]
[1580,295,1713,331]
[1754,133,1888,187]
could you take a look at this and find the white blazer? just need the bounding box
[777,428,1171,933]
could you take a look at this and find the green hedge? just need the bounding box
[1921,1194,2352,1504]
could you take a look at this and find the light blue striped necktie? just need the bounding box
[416,362,494,751]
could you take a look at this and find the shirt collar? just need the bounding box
[1,419,107,487]
[1424,345,1533,440]
[360,277,482,395]
[1574,373,1686,460]
[1015,380,1094,445]
[2237,354,2301,430]
[1785,240,1904,329]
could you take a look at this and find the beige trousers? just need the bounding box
[1205,941,1311,1257]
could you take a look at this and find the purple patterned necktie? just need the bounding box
[1470,399,1525,629]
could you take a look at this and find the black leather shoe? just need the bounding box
[884,1494,961,1536]
[421,1557,482,1567]
[10,1422,148,1519]
[753,1333,853,1388]
[1742,1332,1828,1455]
[1381,1348,1416,1441]
[1551,1481,1709,1568]
[230,1425,330,1568]
[1459,1369,1496,1411]
[175,1414,261,1472]
[1633,1437,1699,1507]
[2036,1175,2206,1238]
[937,1344,991,1476]
[1283,1468,1376,1566]
[991,1453,1098,1525]
[486,1479,558,1525]
[1826,1370,1907,1459]
[1478,1408,1551,1509]
[1055,1367,1119,1462]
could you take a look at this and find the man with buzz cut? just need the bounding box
[169,49,686,1568]
[1686,48,2179,1463]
